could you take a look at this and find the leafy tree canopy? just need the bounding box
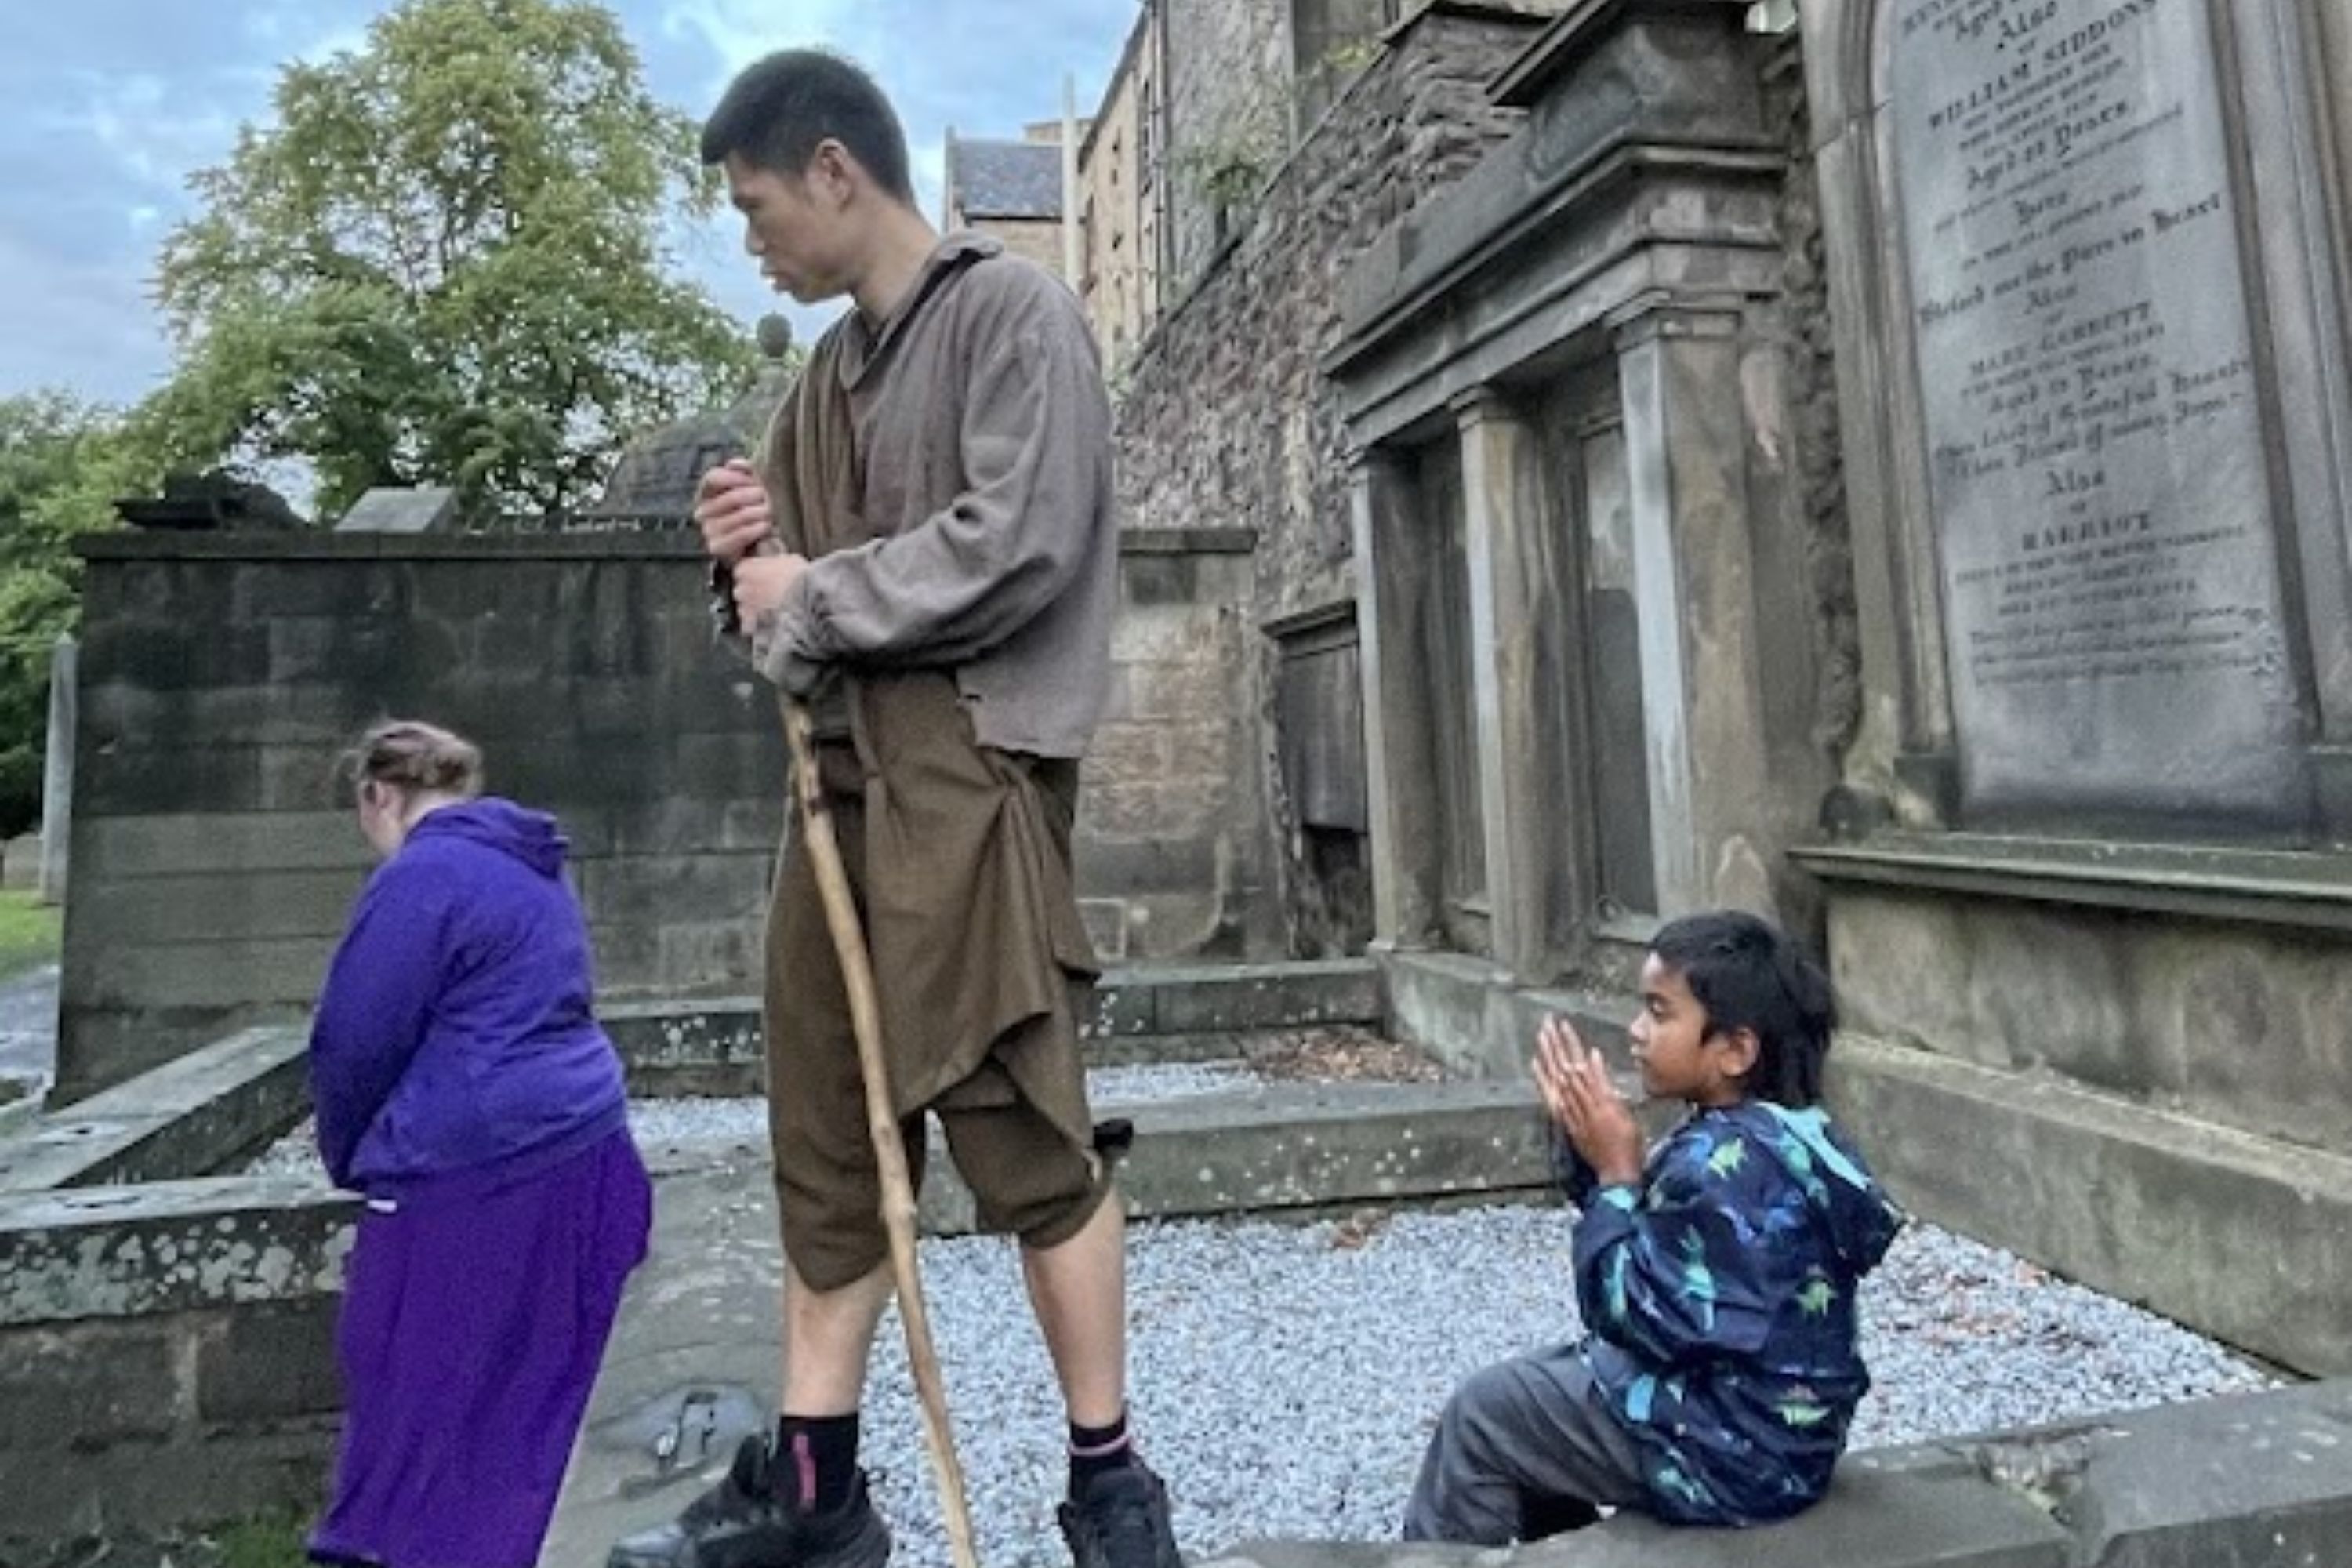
[152,0,757,523]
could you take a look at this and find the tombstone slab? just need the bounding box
[1891,0,2305,826]
[334,485,459,533]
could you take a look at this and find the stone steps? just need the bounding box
[0,1025,307,1193]
[926,1078,1555,1231]
[602,958,1386,1094]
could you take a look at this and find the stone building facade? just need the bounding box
[1115,2,1552,957]
[943,124,1073,282]
[1077,13,1169,372]
[1105,0,2352,1374]
[1076,0,1555,357]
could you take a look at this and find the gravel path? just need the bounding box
[236,1085,2274,1565]
[849,1207,2271,1568]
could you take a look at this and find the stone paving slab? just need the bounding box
[923,1080,1552,1233]
[601,961,1387,1094]
[0,1025,308,1193]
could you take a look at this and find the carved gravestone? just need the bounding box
[1892,0,2303,825]
[583,315,798,528]
[336,485,459,533]
[113,472,305,532]
[580,416,747,528]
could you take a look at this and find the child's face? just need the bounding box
[1630,955,1751,1109]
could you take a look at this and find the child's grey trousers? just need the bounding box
[1403,1343,1651,1545]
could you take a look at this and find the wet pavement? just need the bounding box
[0,962,57,1102]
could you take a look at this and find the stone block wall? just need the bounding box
[0,1177,355,1549]
[1117,3,1547,954]
[60,528,1266,1101]
[1163,0,1292,284]
[971,215,1069,281]
[1082,529,1272,960]
[58,533,782,1102]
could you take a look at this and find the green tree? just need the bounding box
[0,393,151,840]
[153,0,756,524]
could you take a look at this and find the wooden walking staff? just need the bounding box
[778,693,982,1568]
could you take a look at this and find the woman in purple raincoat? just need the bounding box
[307,720,652,1568]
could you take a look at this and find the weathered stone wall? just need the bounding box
[0,1178,354,1548]
[1117,4,1546,955]
[1082,529,1274,960]
[1163,0,1292,284]
[1766,29,1862,780]
[969,214,1069,280]
[60,528,1265,1102]
[59,532,780,1103]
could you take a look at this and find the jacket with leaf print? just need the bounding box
[1560,1101,1905,1525]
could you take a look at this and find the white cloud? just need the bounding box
[659,0,870,86]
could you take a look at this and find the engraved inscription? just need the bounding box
[1892,0,2302,819]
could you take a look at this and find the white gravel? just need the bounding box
[848,1207,2273,1568]
[236,1093,2275,1564]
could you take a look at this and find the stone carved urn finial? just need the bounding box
[756,314,795,360]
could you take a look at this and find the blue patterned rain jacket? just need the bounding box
[1562,1101,1905,1525]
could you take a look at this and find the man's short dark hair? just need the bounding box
[700,49,916,205]
[1650,910,1838,1108]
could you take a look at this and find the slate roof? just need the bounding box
[949,136,1064,220]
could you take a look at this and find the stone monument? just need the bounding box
[1890,0,2303,827]
[581,315,797,528]
[1802,0,2352,1376]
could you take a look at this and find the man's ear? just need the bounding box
[811,138,857,201]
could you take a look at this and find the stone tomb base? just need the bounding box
[1802,834,2352,1379]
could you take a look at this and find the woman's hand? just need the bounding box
[1533,1014,1644,1189]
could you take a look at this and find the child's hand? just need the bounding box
[1533,1015,1645,1189]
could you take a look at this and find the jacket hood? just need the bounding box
[406,797,568,878]
[1751,1102,1905,1272]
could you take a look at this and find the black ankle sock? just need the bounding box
[775,1412,861,1513]
[1069,1410,1136,1488]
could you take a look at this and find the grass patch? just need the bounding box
[38,1511,314,1568]
[0,887,60,981]
[212,1512,310,1568]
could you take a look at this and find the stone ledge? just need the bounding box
[0,1025,307,1193]
[1193,1380,2352,1568]
[78,529,708,561]
[604,962,1388,1086]
[0,1175,354,1326]
[1795,831,2352,934]
[0,1076,1533,1328]
[923,1080,1554,1232]
[1827,1034,2352,1378]
[1381,948,1636,1080]
[78,525,1261,565]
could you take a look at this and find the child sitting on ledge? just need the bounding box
[1403,909,1905,1543]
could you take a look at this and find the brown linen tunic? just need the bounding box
[750,234,1117,1288]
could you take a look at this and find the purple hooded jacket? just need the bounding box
[310,797,627,1199]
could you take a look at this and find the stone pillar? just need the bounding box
[1613,303,1779,919]
[39,634,74,906]
[1454,388,1566,982]
[1349,448,1441,949]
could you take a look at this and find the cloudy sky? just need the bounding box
[0,0,1137,408]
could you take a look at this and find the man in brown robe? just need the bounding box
[608,48,1179,1568]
